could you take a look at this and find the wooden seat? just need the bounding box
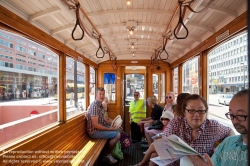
[0,114,107,166]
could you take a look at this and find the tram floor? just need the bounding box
[98,141,147,166]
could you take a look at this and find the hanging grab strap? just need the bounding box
[159,36,169,60]
[71,3,84,40]
[96,36,105,58]
[174,1,188,39]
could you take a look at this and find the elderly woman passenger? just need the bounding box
[137,96,163,128]
[134,94,235,166]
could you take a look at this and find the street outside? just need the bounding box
[208,94,239,135]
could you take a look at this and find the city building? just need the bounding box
[208,32,248,93]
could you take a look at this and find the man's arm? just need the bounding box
[138,118,153,125]
[189,154,214,166]
[91,116,117,131]
[104,112,113,125]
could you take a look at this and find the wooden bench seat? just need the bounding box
[0,114,107,166]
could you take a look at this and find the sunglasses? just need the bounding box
[166,96,172,99]
[161,118,170,121]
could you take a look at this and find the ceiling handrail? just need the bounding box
[150,3,179,64]
[183,0,215,13]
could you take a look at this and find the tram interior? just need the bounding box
[0,0,248,165]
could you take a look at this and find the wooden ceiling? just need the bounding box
[0,0,247,64]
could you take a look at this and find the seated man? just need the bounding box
[189,89,248,166]
[86,87,120,164]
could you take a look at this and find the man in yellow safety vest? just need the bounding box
[129,91,147,142]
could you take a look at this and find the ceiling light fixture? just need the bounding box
[126,21,137,35]
[132,51,135,57]
[129,38,137,49]
[129,29,134,35]
[127,0,131,6]
[131,44,134,49]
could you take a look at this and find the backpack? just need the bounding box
[120,131,132,150]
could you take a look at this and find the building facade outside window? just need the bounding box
[208,31,248,94]
[0,29,59,146]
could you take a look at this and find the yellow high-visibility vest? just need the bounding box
[129,99,146,123]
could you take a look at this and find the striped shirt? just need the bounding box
[86,100,107,135]
[163,116,231,166]
[212,135,248,166]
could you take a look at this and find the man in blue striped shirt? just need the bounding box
[189,89,248,166]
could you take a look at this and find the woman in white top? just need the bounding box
[162,92,175,113]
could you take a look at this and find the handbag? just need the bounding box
[148,120,163,130]
[120,131,132,149]
[111,141,123,160]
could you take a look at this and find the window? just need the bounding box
[28,49,36,56]
[38,53,44,59]
[152,73,165,103]
[65,57,86,119]
[182,56,200,94]
[0,39,13,48]
[206,33,249,95]
[173,67,178,97]
[0,29,59,146]
[0,54,13,60]
[16,45,26,52]
[125,71,145,106]
[89,66,96,104]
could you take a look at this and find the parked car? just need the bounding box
[218,94,233,105]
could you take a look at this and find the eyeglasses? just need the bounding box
[225,112,248,122]
[134,94,139,96]
[185,108,207,114]
[161,118,170,121]
[166,96,172,99]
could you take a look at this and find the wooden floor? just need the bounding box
[97,141,147,166]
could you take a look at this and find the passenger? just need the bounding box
[144,111,174,146]
[139,96,163,146]
[129,91,147,142]
[86,87,120,164]
[162,92,175,113]
[102,97,113,125]
[173,93,191,117]
[152,90,157,102]
[134,94,235,166]
[189,89,248,166]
